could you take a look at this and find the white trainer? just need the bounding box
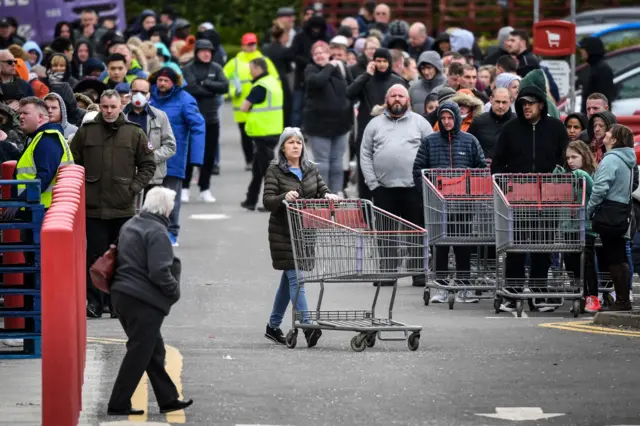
[199,190,216,203]
[181,188,190,203]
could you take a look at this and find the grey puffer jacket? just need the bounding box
[408,51,446,113]
[263,160,329,271]
[45,92,78,138]
[111,212,180,315]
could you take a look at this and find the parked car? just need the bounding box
[592,23,640,45]
[576,46,640,89]
[572,7,640,39]
[560,66,640,116]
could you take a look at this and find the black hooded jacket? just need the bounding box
[42,52,79,88]
[71,38,94,79]
[579,37,616,114]
[491,85,569,174]
[346,48,408,144]
[467,108,514,159]
[289,15,330,90]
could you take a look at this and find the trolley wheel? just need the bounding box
[494,297,502,314]
[580,298,586,314]
[572,299,581,318]
[407,332,420,351]
[285,329,297,349]
[516,300,524,318]
[365,332,377,348]
[448,292,455,310]
[423,289,431,306]
[350,334,367,352]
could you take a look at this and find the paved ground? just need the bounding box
[2,104,640,426]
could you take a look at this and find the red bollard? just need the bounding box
[2,161,25,329]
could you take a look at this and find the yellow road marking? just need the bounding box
[88,337,186,422]
[539,320,640,337]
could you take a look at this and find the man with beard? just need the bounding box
[360,84,433,287]
[347,47,407,200]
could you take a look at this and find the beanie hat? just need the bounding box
[437,87,456,103]
[194,39,214,52]
[157,66,179,85]
[373,47,391,61]
[115,82,131,94]
[388,20,409,38]
[495,73,521,89]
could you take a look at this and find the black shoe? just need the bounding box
[110,311,119,319]
[412,276,426,287]
[373,280,396,287]
[107,407,145,416]
[159,399,193,414]
[86,304,101,318]
[257,206,269,212]
[304,328,322,348]
[241,200,256,211]
[212,164,220,175]
[605,300,633,311]
[265,324,286,344]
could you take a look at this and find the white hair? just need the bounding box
[142,187,176,216]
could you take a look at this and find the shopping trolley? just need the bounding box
[493,173,586,317]
[422,168,496,309]
[284,199,425,352]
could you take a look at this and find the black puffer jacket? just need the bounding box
[290,15,330,90]
[349,54,369,80]
[467,108,514,158]
[579,37,616,114]
[303,62,353,137]
[491,85,569,174]
[346,48,408,145]
[263,160,329,271]
[182,45,229,124]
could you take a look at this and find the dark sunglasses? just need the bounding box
[0,60,17,66]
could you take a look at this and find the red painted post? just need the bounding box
[1,161,24,329]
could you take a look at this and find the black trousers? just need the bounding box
[86,217,130,311]
[108,292,179,410]
[184,121,220,191]
[245,136,279,205]
[238,123,254,165]
[372,186,425,271]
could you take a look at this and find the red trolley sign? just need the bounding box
[533,20,577,57]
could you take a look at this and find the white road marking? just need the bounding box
[189,213,230,220]
[511,310,529,318]
[476,407,565,421]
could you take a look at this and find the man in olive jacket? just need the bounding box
[71,89,156,318]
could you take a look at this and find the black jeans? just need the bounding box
[86,217,130,311]
[184,121,220,191]
[564,234,598,297]
[238,122,254,165]
[108,292,179,410]
[372,186,425,271]
[245,136,279,206]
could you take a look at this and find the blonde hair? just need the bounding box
[50,55,67,68]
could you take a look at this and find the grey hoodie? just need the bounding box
[45,92,78,138]
[409,51,446,113]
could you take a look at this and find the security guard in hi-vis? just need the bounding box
[10,96,74,221]
[239,56,284,210]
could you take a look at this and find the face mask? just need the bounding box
[131,92,148,108]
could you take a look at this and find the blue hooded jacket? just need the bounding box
[150,84,205,179]
[587,147,637,220]
[22,41,43,68]
[413,101,486,188]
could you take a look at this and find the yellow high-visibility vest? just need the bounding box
[244,74,284,138]
[16,129,74,208]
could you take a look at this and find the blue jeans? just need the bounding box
[269,270,310,328]
[627,240,633,289]
[308,133,349,193]
[162,175,182,236]
[291,89,304,127]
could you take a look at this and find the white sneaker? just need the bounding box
[630,292,634,303]
[455,290,479,303]
[1,339,23,347]
[500,301,516,312]
[429,290,448,304]
[199,190,216,203]
[181,188,190,203]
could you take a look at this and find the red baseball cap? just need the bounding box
[241,33,258,45]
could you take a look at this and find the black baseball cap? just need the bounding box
[0,18,11,28]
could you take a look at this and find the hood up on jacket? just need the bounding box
[519,69,560,118]
[149,67,184,94]
[304,15,328,40]
[449,28,474,52]
[372,48,392,78]
[450,91,484,119]
[45,92,78,137]
[587,110,617,141]
[564,112,588,130]
[22,41,43,67]
[437,100,462,138]
[497,26,514,50]
[579,36,606,65]
[44,52,73,82]
[514,85,548,122]
[417,51,443,75]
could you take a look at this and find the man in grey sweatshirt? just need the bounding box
[408,51,446,114]
[43,92,78,138]
[360,84,433,287]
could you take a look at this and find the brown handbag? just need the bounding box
[89,243,117,294]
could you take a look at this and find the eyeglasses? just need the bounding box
[0,60,17,66]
